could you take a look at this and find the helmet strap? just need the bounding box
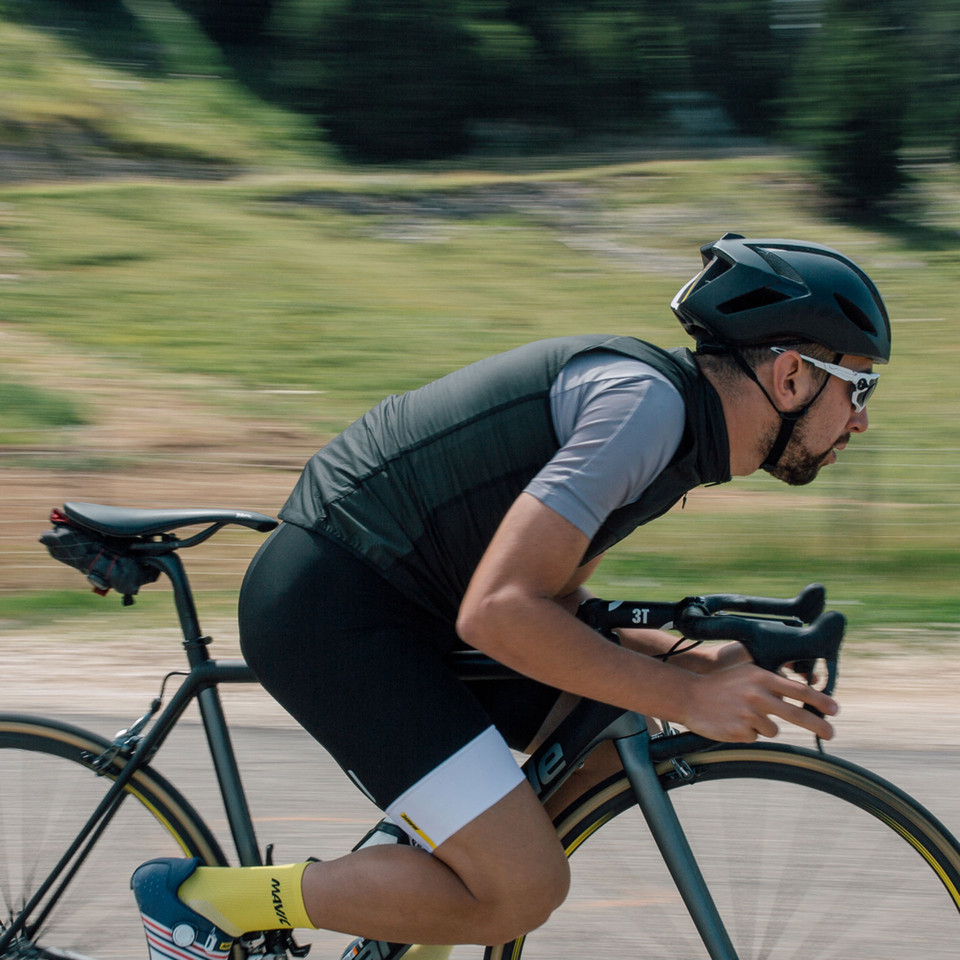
[762,413,803,470]
[728,349,834,470]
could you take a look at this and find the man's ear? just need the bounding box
[768,349,810,412]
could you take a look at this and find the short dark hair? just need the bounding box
[695,340,834,385]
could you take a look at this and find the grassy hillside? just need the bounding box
[0,0,324,172]
[1,1,959,642]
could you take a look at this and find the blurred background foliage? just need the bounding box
[208,0,954,199]
[1,0,958,203]
[0,0,958,644]
[204,0,953,204]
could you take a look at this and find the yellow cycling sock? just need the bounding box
[178,862,314,938]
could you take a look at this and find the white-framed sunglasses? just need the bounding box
[770,347,880,412]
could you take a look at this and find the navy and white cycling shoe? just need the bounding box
[131,858,235,960]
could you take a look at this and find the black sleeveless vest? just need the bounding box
[281,335,730,622]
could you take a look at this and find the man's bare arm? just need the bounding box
[457,493,836,743]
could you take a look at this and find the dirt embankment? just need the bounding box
[0,320,322,597]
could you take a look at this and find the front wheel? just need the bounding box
[0,713,226,960]
[485,742,960,960]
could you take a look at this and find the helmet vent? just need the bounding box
[717,287,791,315]
[758,250,804,284]
[700,256,733,283]
[834,293,876,334]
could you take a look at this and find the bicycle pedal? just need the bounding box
[286,931,312,959]
[245,929,312,959]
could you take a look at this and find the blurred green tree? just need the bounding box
[904,0,960,162]
[672,0,794,135]
[787,0,915,207]
[237,0,958,176]
[177,0,277,45]
[270,0,688,159]
[498,0,686,131]
[272,0,479,160]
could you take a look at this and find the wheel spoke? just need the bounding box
[0,717,217,960]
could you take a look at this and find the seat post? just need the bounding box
[144,553,210,665]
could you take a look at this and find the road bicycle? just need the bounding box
[2,500,960,960]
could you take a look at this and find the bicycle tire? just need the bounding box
[0,713,227,960]
[482,741,960,960]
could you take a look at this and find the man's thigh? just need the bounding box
[239,523,537,849]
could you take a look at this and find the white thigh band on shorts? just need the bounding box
[385,725,525,852]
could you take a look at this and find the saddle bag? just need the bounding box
[39,508,160,602]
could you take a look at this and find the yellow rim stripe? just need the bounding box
[874,809,960,907]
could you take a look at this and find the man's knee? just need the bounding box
[479,856,570,943]
[522,856,571,926]
[435,781,571,942]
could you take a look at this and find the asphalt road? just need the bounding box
[5,633,960,960]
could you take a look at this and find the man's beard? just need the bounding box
[762,420,850,486]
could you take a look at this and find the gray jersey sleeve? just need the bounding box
[523,351,686,540]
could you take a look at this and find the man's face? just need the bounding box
[762,355,873,486]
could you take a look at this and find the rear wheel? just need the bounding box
[0,714,225,960]
[482,742,960,960]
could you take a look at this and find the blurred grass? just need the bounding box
[0,372,87,443]
[0,588,164,625]
[3,159,958,437]
[1,3,958,641]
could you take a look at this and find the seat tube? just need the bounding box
[615,730,739,960]
[196,683,263,867]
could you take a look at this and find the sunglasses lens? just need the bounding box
[851,377,878,412]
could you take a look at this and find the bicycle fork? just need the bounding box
[615,726,739,960]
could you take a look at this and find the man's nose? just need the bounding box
[849,407,869,433]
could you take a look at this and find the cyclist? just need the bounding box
[132,234,890,959]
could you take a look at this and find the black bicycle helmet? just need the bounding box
[671,234,891,363]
